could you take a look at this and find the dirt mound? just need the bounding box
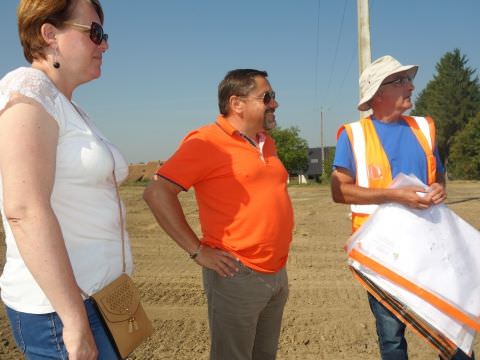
[127,161,163,182]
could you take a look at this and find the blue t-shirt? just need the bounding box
[333,117,444,185]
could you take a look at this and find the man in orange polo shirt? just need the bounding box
[144,69,294,360]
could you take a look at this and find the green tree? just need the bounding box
[412,49,480,166]
[448,112,480,179]
[270,126,309,174]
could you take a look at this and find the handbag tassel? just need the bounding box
[128,317,139,333]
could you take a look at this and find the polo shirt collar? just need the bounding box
[215,115,267,140]
[215,115,237,136]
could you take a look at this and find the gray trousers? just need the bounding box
[202,263,289,360]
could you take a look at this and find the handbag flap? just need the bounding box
[92,274,141,323]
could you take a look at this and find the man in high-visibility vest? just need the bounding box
[331,55,474,360]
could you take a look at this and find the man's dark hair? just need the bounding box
[218,69,268,115]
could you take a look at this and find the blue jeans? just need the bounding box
[368,293,475,360]
[5,298,120,360]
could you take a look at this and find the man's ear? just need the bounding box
[40,23,58,46]
[228,95,244,115]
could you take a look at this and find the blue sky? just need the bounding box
[1,1,479,163]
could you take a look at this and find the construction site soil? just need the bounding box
[1,181,479,359]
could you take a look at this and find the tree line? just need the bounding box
[272,49,480,181]
[412,48,480,180]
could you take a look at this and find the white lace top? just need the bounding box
[0,67,133,313]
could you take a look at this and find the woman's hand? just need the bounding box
[63,322,98,360]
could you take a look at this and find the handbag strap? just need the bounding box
[112,168,127,274]
[72,104,126,297]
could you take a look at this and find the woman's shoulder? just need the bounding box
[0,67,60,121]
[1,67,59,100]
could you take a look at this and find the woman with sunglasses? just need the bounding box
[0,1,130,359]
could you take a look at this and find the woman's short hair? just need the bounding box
[17,0,104,63]
[218,69,268,115]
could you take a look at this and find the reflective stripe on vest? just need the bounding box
[340,116,436,232]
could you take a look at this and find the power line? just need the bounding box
[324,0,349,107]
[332,46,356,108]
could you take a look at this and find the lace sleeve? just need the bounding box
[0,67,61,127]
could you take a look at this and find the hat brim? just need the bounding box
[357,65,418,111]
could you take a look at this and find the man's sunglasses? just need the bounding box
[251,90,276,105]
[381,75,415,87]
[64,21,108,45]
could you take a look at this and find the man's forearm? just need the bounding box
[143,180,200,255]
[333,181,404,205]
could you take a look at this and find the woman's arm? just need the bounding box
[0,96,97,360]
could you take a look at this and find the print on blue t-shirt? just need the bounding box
[333,117,444,185]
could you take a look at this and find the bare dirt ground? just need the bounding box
[1,181,479,359]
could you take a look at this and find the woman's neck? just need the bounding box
[31,61,75,100]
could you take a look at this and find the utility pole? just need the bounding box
[320,106,331,177]
[357,0,372,118]
[320,109,324,175]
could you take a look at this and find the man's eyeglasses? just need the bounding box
[252,90,276,105]
[381,75,415,87]
[64,21,108,45]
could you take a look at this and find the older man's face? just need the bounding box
[375,71,415,113]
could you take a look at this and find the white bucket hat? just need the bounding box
[358,55,418,111]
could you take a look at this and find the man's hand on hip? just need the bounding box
[196,246,239,277]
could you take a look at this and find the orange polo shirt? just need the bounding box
[157,115,294,273]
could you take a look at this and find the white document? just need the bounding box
[347,173,480,353]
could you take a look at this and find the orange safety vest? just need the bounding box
[337,116,437,233]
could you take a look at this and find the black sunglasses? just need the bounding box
[248,90,276,105]
[64,21,108,45]
[260,90,276,105]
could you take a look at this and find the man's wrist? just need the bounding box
[189,244,203,259]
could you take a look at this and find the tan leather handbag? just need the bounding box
[91,273,153,359]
